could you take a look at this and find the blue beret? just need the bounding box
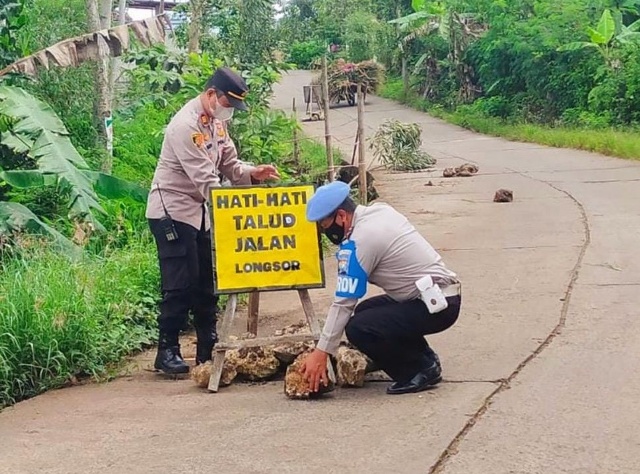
[306,181,351,222]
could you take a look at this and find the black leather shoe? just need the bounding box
[154,345,190,374]
[386,364,442,395]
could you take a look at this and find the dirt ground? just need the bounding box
[1,71,640,474]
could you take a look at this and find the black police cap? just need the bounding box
[207,67,249,111]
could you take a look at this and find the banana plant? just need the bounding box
[388,0,484,101]
[558,9,640,68]
[0,86,147,251]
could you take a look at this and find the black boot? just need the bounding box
[154,331,189,374]
[195,323,218,365]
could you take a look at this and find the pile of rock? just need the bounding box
[191,346,280,389]
[191,322,380,399]
[443,163,479,178]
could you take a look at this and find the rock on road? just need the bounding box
[1,70,639,474]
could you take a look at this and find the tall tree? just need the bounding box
[234,0,277,66]
[188,0,207,52]
[85,0,113,172]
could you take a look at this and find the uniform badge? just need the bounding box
[214,121,226,140]
[191,132,206,149]
[200,114,209,126]
[337,249,351,274]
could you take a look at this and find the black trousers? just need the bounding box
[345,294,461,384]
[148,217,219,336]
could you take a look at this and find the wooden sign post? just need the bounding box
[206,183,329,392]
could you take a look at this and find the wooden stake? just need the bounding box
[208,294,238,392]
[402,56,409,99]
[351,128,359,166]
[247,292,260,336]
[298,289,320,337]
[357,83,367,204]
[292,98,300,166]
[321,55,335,182]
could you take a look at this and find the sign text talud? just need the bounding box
[210,184,324,293]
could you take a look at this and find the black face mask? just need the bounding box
[324,216,345,245]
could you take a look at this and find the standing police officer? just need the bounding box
[146,67,279,374]
[302,181,462,394]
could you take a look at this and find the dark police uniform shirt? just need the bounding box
[317,202,459,355]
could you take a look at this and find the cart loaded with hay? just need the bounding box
[312,59,384,106]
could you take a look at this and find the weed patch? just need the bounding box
[0,238,159,408]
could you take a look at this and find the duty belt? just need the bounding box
[440,282,462,297]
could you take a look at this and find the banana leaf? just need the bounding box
[0,169,147,202]
[82,171,148,202]
[0,169,58,188]
[0,202,80,257]
[0,86,106,230]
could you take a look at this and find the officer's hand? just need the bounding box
[250,164,280,182]
[301,349,329,392]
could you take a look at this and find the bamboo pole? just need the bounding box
[292,98,300,166]
[247,292,260,336]
[357,83,367,204]
[321,55,335,182]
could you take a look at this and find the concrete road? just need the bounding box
[1,70,639,474]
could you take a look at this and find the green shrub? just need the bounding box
[586,53,640,125]
[112,102,170,187]
[560,108,613,128]
[466,96,515,120]
[85,198,150,254]
[379,78,404,101]
[288,41,326,69]
[0,239,160,408]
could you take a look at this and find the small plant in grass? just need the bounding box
[369,119,436,172]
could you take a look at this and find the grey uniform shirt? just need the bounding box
[317,202,459,355]
[145,97,255,230]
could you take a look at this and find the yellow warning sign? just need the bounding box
[209,184,325,293]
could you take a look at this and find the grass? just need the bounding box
[379,78,640,161]
[278,134,343,184]
[0,237,160,409]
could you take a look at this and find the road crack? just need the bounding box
[428,171,592,474]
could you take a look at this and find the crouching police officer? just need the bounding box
[146,67,279,374]
[302,181,462,394]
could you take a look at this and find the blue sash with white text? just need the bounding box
[335,240,368,298]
